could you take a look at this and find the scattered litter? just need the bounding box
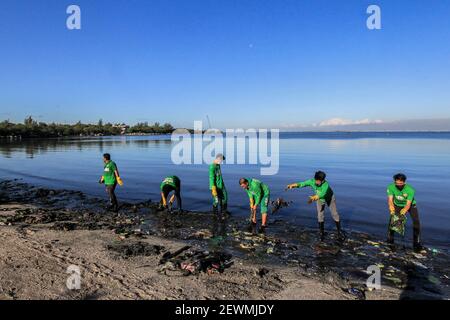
[107,242,165,258]
[428,275,441,285]
[390,213,407,236]
[257,268,269,278]
[346,287,365,300]
[160,246,191,264]
[271,198,293,214]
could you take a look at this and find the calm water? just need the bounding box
[1,132,449,248]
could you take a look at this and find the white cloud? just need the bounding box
[318,118,383,127]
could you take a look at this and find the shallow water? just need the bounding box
[1,132,449,247]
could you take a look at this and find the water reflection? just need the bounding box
[0,136,173,158]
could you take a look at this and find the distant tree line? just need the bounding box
[0,117,175,138]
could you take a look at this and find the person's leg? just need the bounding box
[106,184,118,211]
[316,201,325,241]
[221,187,228,212]
[328,196,343,239]
[260,193,269,227]
[409,205,423,250]
[212,189,219,214]
[259,193,269,233]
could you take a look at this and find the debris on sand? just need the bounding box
[346,287,366,300]
[160,245,191,264]
[107,241,165,258]
[160,249,233,276]
[1,180,450,299]
[51,221,78,231]
[271,198,293,214]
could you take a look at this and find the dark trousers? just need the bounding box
[106,183,118,208]
[388,204,421,244]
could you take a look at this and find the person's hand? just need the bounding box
[307,195,319,204]
[98,177,104,184]
[116,177,124,186]
[389,204,396,215]
[211,186,218,197]
[400,208,408,215]
[251,205,257,211]
[286,184,297,190]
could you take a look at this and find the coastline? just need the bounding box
[0,180,448,300]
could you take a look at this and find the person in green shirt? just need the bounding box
[99,153,123,213]
[160,175,182,212]
[386,173,423,252]
[209,154,227,215]
[287,171,343,241]
[239,177,270,233]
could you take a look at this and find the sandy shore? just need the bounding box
[0,180,448,300]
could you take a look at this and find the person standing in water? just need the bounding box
[387,173,424,252]
[99,153,123,212]
[287,171,343,241]
[239,177,270,233]
[160,175,182,212]
[209,154,227,215]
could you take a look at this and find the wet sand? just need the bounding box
[0,179,448,300]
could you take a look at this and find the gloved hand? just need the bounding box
[286,184,298,190]
[211,186,218,197]
[389,204,396,215]
[307,195,319,204]
[116,177,124,186]
[400,208,409,215]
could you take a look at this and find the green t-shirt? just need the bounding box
[103,161,117,186]
[296,179,334,204]
[209,163,224,189]
[160,176,181,191]
[387,183,416,207]
[245,178,270,206]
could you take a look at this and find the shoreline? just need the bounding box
[0,179,448,300]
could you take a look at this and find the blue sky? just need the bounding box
[0,0,449,129]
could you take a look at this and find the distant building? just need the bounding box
[113,123,129,135]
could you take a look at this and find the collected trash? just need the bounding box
[159,248,233,276]
[346,287,366,300]
[271,198,293,214]
[160,245,191,264]
[390,213,407,236]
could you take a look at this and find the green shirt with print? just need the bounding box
[387,183,416,207]
[103,161,117,186]
[160,176,181,191]
[245,178,269,206]
[296,179,334,204]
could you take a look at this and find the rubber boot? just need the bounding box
[335,221,345,241]
[258,225,266,234]
[247,221,257,233]
[413,230,425,253]
[319,222,325,242]
[212,205,219,215]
